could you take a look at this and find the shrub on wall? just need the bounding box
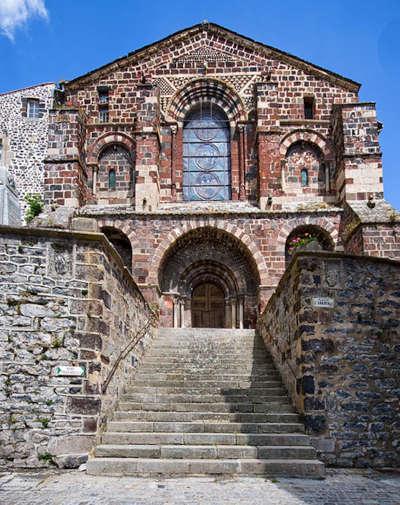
[24,193,44,223]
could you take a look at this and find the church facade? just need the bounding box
[43,22,399,329]
[0,23,399,473]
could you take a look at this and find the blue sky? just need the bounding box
[0,0,399,209]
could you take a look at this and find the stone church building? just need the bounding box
[0,23,399,476]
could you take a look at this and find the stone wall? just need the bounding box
[0,84,54,217]
[0,225,156,469]
[46,23,362,210]
[258,251,400,468]
[87,206,342,315]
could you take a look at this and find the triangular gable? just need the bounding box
[65,22,360,92]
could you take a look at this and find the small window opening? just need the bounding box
[323,163,330,192]
[99,107,109,123]
[304,97,314,119]
[0,140,3,162]
[301,168,309,187]
[108,169,116,190]
[98,86,109,123]
[27,99,40,119]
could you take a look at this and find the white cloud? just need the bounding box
[0,0,48,41]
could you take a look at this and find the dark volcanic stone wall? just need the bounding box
[0,226,156,469]
[258,251,400,468]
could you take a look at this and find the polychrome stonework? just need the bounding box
[0,23,399,473]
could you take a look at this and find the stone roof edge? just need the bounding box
[0,82,55,97]
[0,224,153,312]
[65,22,361,92]
[77,206,343,219]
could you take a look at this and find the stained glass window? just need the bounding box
[301,168,309,187]
[183,103,231,201]
[108,169,116,190]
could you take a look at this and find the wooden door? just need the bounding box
[192,283,225,328]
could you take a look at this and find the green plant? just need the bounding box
[38,417,50,428]
[24,193,44,223]
[287,232,318,255]
[45,399,54,406]
[38,452,55,465]
[52,337,63,348]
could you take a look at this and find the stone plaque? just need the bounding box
[0,165,21,225]
[54,365,85,377]
[312,297,334,308]
[48,242,73,278]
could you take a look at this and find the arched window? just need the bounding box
[285,225,334,265]
[183,102,231,201]
[301,168,309,187]
[285,141,326,194]
[108,169,116,190]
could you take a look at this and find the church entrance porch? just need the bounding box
[158,227,259,328]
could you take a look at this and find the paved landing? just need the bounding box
[0,469,399,505]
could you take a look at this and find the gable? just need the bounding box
[65,23,360,93]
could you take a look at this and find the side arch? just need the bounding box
[276,217,339,252]
[280,129,329,157]
[87,132,135,164]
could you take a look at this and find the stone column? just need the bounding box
[179,298,185,328]
[173,298,179,328]
[225,299,231,329]
[238,296,244,329]
[184,297,191,328]
[231,299,237,329]
[92,165,98,195]
[238,124,246,201]
[170,124,177,200]
[134,82,161,211]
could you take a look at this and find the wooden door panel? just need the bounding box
[192,283,225,328]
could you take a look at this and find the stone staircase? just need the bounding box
[87,328,324,478]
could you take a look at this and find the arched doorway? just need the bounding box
[192,282,225,328]
[158,227,260,328]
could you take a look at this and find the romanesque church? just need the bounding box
[0,23,399,477]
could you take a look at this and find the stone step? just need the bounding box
[118,402,295,413]
[121,392,287,403]
[130,379,281,388]
[141,356,272,363]
[149,339,267,355]
[94,444,317,460]
[157,328,256,338]
[87,457,325,478]
[101,432,312,446]
[136,368,277,375]
[133,373,281,381]
[125,384,283,394]
[113,411,299,423]
[107,421,305,434]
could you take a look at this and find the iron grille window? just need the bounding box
[183,102,231,201]
[99,106,109,123]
